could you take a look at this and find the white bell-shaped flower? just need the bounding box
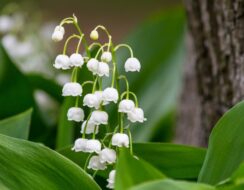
[124,57,141,72]
[70,53,84,67]
[127,108,147,123]
[52,26,65,42]
[83,94,100,109]
[54,54,70,70]
[86,139,101,153]
[62,82,82,96]
[112,133,129,148]
[118,99,135,113]
[107,170,116,189]
[52,30,63,42]
[94,91,103,105]
[102,87,119,104]
[97,62,109,77]
[90,30,99,40]
[87,58,99,75]
[67,107,84,122]
[81,120,99,134]
[71,138,87,152]
[87,155,107,170]
[101,51,112,63]
[90,110,108,125]
[99,148,116,164]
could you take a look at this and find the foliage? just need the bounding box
[1,4,244,190]
[0,108,32,139]
[0,134,100,190]
[198,101,244,185]
[2,100,244,189]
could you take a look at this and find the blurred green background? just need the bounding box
[0,0,186,149]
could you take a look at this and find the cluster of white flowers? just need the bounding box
[54,53,84,70]
[52,15,146,189]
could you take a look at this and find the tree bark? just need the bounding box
[177,0,244,146]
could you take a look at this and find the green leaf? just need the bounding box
[59,143,206,180]
[0,43,54,147]
[0,134,101,190]
[56,97,75,149]
[219,185,244,190]
[115,148,165,190]
[230,162,244,184]
[217,162,244,188]
[0,108,32,139]
[129,179,215,190]
[134,143,206,180]
[27,74,63,103]
[0,43,34,121]
[199,101,244,184]
[58,145,88,168]
[113,7,186,142]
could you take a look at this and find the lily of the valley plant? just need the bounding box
[52,15,146,189]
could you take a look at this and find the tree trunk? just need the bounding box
[176,0,244,147]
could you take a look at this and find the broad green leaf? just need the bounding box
[0,134,101,190]
[230,162,244,184]
[0,108,32,139]
[0,43,54,147]
[0,184,9,190]
[115,148,165,190]
[129,179,215,190]
[111,7,186,141]
[58,145,88,169]
[59,143,206,180]
[199,101,244,184]
[0,43,34,121]
[27,74,63,103]
[56,97,75,149]
[217,185,244,190]
[217,162,244,189]
[134,143,206,179]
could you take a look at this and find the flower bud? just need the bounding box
[81,120,98,134]
[54,54,70,70]
[70,53,84,67]
[99,148,116,164]
[86,139,101,153]
[112,133,129,148]
[55,25,65,34]
[52,31,63,42]
[102,87,119,104]
[124,57,141,72]
[90,110,108,125]
[90,30,99,40]
[72,138,87,152]
[67,107,84,122]
[97,62,109,77]
[87,58,99,75]
[62,82,82,96]
[88,156,107,170]
[52,26,65,42]
[127,108,147,123]
[101,52,112,63]
[118,99,135,113]
[107,170,116,189]
[83,94,100,109]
